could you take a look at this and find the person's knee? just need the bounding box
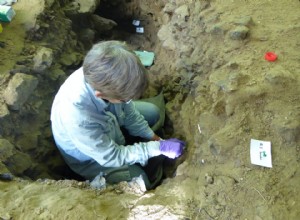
[135,101,160,127]
[104,166,132,184]
[146,104,160,126]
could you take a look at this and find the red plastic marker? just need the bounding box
[265,52,277,62]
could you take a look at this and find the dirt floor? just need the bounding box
[0,0,300,219]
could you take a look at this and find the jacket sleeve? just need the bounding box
[62,109,161,167]
[121,102,155,140]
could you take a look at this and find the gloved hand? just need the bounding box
[159,138,185,159]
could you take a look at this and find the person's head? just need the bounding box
[83,41,148,103]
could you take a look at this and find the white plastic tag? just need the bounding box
[136,27,144,33]
[132,20,140,26]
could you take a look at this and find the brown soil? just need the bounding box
[0,0,299,219]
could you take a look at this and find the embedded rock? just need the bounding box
[33,47,54,73]
[4,73,38,111]
[75,0,100,14]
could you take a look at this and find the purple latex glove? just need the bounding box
[159,138,185,159]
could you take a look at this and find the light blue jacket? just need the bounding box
[50,68,161,170]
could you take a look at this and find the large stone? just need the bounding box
[91,15,117,33]
[157,24,176,50]
[174,4,190,21]
[33,47,54,73]
[5,150,33,175]
[16,133,39,151]
[0,103,9,119]
[0,139,14,161]
[163,3,177,14]
[4,73,39,111]
[229,26,249,40]
[173,4,190,29]
[0,103,11,136]
[0,139,31,176]
[75,0,100,14]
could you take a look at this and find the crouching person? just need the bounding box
[50,41,185,190]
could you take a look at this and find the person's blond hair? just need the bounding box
[83,41,148,101]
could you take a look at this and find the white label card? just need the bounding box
[250,139,272,168]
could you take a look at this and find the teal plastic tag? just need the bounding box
[134,50,155,67]
[0,5,15,22]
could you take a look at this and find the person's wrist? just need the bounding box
[151,134,162,141]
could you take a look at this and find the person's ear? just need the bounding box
[94,90,103,98]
